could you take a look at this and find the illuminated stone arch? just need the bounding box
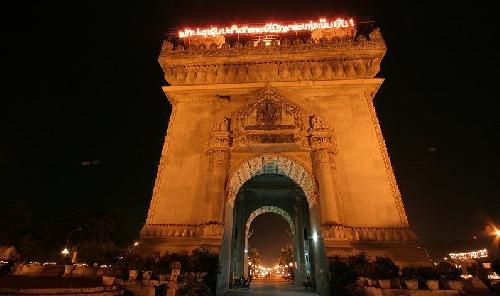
[246,206,294,236]
[227,155,317,207]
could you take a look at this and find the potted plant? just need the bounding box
[142,256,154,281]
[402,266,418,289]
[417,266,440,290]
[370,257,399,289]
[102,274,116,286]
[127,255,143,281]
[157,254,171,281]
[437,261,463,290]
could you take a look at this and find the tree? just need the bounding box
[248,248,261,267]
[279,244,295,280]
[278,245,294,267]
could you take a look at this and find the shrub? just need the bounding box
[370,257,399,279]
[347,252,370,277]
[328,257,363,296]
[177,272,211,296]
[402,266,418,280]
[416,266,439,281]
[437,262,461,280]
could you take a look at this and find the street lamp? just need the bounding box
[61,227,82,261]
[496,230,500,237]
[416,246,432,262]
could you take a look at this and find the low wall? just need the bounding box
[11,264,115,278]
[0,286,122,296]
[12,265,65,277]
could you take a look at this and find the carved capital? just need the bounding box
[308,115,337,152]
[209,149,229,165]
[207,132,231,152]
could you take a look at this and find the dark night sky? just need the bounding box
[3,1,500,254]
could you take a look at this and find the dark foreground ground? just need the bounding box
[225,278,319,295]
[0,276,102,288]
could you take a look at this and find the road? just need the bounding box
[225,278,319,296]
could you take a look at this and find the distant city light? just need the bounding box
[178,18,355,38]
[449,248,488,260]
[496,230,500,237]
[133,241,140,247]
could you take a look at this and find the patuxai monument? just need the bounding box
[139,18,427,294]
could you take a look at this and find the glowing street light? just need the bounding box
[496,230,500,237]
[61,227,82,260]
[133,241,140,247]
[312,232,318,242]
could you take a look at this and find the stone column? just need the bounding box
[309,114,340,224]
[313,149,340,224]
[206,118,231,223]
[206,149,230,222]
[293,196,306,286]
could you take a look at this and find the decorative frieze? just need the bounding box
[162,59,383,85]
[159,28,385,85]
[321,224,418,242]
[141,222,224,238]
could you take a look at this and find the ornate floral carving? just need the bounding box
[227,155,317,207]
[207,88,311,150]
[246,206,294,236]
[308,114,336,153]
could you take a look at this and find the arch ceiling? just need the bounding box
[227,155,317,207]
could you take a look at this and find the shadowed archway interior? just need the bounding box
[229,173,314,286]
[247,212,292,266]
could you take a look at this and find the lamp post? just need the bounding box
[416,246,432,263]
[61,227,82,263]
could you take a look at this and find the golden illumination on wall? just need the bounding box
[449,248,488,260]
[178,18,355,38]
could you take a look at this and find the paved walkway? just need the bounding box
[225,279,319,296]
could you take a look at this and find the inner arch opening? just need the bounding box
[248,212,292,267]
[230,173,314,284]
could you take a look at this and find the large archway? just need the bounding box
[218,155,327,293]
[227,155,318,207]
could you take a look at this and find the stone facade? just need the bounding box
[141,26,427,294]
